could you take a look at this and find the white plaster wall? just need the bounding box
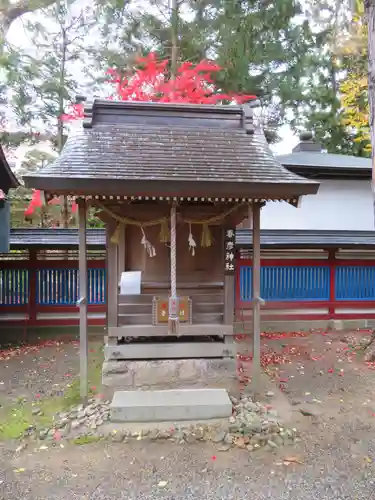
[261,179,374,230]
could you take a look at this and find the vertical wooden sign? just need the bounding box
[224,228,236,275]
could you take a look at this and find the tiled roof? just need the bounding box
[278,151,371,170]
[7,228,375,250]
[9,228,105,248]
[236,229,375,248]
[24,101,318,199]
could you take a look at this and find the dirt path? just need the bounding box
[1,330,375,499]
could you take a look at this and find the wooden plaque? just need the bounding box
[153,296,191,324]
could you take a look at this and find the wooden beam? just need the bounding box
[104,342,235,360]
[251,202,262,397]
[78,200,88,402]
[106,220,118,328]
[108,324,234,337]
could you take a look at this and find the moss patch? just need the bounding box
[0,341,104,441]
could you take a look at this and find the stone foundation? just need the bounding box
[102,358,237,393]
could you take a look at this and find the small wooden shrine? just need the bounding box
[24,100,319,397]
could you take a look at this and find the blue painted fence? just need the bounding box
[0,267,106,306]
[335,266,375,301]
[239,265,331,302]
[239,264,375,303]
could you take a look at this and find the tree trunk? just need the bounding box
[0,0,58,52]
[365,0,375,361]
[58,24,69,230]
[366,0,375,226]
[170,0,179,79]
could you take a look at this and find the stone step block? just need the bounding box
[110,388,232,422]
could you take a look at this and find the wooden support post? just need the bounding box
[106,219,119,328]
[242,206,252,362]
[224,274,235,356]
[118,224,126,281]
[251,202,261,397]
[78,200,88,403]
[28,249,37,324]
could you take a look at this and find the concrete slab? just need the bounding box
[110,388,232,422]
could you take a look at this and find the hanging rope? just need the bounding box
[169,203,179,334]
[141,227,156,257]
[97,200,247,251]
[188,223,197,256]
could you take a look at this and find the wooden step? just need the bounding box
[191,312,224,324]
[118,294,153,305]
[118,303,152,315]
[192,302,224,314]
[118,313,153,326]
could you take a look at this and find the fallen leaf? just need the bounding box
[283,456,304,465]
[14,468,25,473]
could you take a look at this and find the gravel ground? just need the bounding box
[1,330,375,499]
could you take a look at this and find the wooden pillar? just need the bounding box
[328,248,336,319]
[78,199,88,402]
[28,249,37,324]
[251,202,261,396]
[118,224,126,281]
[106,219,118,329]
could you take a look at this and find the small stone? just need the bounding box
[194,428,204,440]
[267,409,279,418]
[157,430,171,440]
[223,433,233,445]
[267,440,278,449]
[71,420,81,430]
[32,407,41,416]
[228,416,236,424]
[291,399,301,406]
[300,408,318,417]
[172,430,185,442]
[185,434,196,444]
[212,430,226,443]
[234,436,246,449]
[246,444,254,452]
[273,435,284,446]
[218,444,231,452]
[228,423,241,433]
[111,431,125,442]
[244,402,258,412]
[266,391,275,397]
[147,429,158,440]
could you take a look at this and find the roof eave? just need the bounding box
[23,175,319,200]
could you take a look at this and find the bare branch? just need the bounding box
[1,0,58,35]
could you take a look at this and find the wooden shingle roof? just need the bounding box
[24,100,318,200]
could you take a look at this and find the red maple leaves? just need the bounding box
[62,52,256,121]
